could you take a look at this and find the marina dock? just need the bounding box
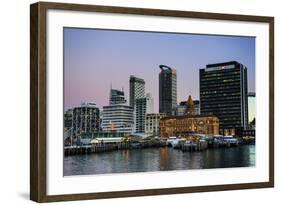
[64,135,253,156]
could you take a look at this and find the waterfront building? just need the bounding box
[102,88,134,133]
[242,129,255,138]
[248,92,256,127]
[135,93,154,133]
[129,75,145,108]
[200,61,248,136]
[109,88,126,105]
[159,115,219,138]
[80,131,126,139]
[145,113,166,135]
[102,104,134,133]
[159,65,177,115]
[72,102,100,136]
[64,109,73,130]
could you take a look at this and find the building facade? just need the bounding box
[64,109,73,130]
[129,75,145,108]
[145,113,166,135]
[135,93,154,133]
[102,88,134,133]
[101,104,134,133]
[200,61,248,136]
[159,115,219,138]
[159,65,177,115]
[71,102,100,136]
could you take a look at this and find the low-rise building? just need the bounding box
[64,109,73,130]
[102,88,134,134]
[159,115,219,138]
[145,113,166,135]
[72,102,100,136]
[101,104,134,133]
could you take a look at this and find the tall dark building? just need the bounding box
[159,65,177,115]
[129,75,145,108]
[200,61,248,136]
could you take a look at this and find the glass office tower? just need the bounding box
[200,61,248,136]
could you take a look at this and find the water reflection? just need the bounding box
[64,145,255,176]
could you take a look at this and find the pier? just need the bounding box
[64,135,254,156]
[64,142,130,156]
[64,140,166,156]
[180,140,208,152]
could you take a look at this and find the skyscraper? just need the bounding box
[129,75,145,108]
[135,93,154,133]
[200,61,248,136]
[159,65,177,115]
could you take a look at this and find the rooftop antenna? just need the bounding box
[109,83,112,104]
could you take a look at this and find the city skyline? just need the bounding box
[64,28,255,112]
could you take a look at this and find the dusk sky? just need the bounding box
[64,28,255,112]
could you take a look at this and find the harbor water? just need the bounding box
[64,145,255,176]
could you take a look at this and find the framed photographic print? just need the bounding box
[30,1,274,202]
